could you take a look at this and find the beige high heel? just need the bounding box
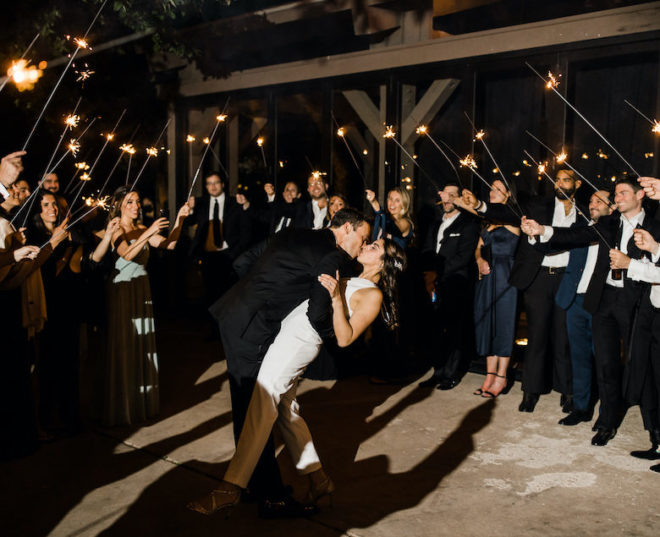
[187,483,241,516]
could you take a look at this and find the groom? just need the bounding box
[209,208,370,517]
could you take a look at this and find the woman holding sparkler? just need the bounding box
[103,187,189,426]
[365,187,414,249]
[29,190,86,436]
[470,179,520,398]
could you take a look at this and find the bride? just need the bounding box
[189,238,406,515]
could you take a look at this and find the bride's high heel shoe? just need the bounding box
[306,474,335,507]
[187,482,241,516]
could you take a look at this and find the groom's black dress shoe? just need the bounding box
[650,464,660,473]
[630,446,660,461]
[560,394,573,414]
[437,378,459,391]
[558,410,592,426]
[518,392,539,413]
[258,495,318,519]
[591,428,616,446]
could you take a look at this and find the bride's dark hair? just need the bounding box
[379,239,407,330]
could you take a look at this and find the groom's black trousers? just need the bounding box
[220,329,287,501]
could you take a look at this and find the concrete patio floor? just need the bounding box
[2,317,658,537]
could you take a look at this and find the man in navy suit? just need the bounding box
[554,190,613,426]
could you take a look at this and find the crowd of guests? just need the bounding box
[2,147,660,476]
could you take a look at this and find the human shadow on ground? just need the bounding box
[94,380,494,536]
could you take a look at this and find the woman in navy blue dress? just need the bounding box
[472,179,519,398]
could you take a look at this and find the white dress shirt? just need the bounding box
[605,210,645,288]
[540,198,576,268]
[311,199,327,230]
[576,243,599,294]
[0,182,10,201]
[627,257,660,307]
[435,212,460,253]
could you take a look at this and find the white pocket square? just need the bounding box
[449,233,461,237]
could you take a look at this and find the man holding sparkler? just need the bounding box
[520,178,660,446]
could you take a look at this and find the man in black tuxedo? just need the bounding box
[208,208,370,516]
[294,173,329,230]
[420,183,480,390]
[187,172,251,303]
[464,169,584,414]
[522,177,660,446]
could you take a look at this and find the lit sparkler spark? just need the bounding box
[80,172,91,181]
[65,114,80,128]
[311,170,327,180]
[459,155,477,169]
[7,59,43,91]
[68,139,81,156]
[383,125,395,139]
[522,159,532,167]
[120,143,136,155]
[105,133,114,141]
[186,134,195,143]
[257,137,265,147]
[597,149,608,159]
[475,130,485,140]
[545,71,561,90]
[556,150,568,164]
[72,37,90,49]
[537,162,547,174]
[75,67,95,83]
[337,127,345,137]
[581,153,589,159]
[97,195,109,210]
[216,114,227,122]
[146,147,158,157]
[75,161,89,170]
[202,137,210,144]
[652,120,660,135]
[84,196,94,206]
[416,125,428,135]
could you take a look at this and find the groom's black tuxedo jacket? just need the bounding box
[209,227,353,376]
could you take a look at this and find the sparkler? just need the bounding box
[130,119,171,192]
[527,62,640,177]
[623,100,660,135]
[6,59,43,91]
[383,124,440,192]
[21,1,108,151]
[257,136,267,167]
[331,112,367,189]
[0,33,40,94]
[415,124,462,184]
[186,106,230,200]
[96,123,141,199]
[463,112,524,215]
[525,130,618,212]
[39,200,109,251]
[66,109,126,217]
[74,62,95,84]
[523,149,612,248]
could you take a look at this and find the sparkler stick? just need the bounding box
[257,137,267,167]
[463,112,525,217]
[21,1,107,151]
[331,113,367,190]
[0,33,40,94]
[526,62,641,177]
[623,100,660,135]
[124,153,133,186]
[185,107,229,200]
[66,110,126,217]
[129,119,170,192]
[415,124,462,185]
[523,149,612,248]
[96,123,141,198]
[383,125,440,193]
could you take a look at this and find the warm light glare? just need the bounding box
[537,162,546,175]
[581,153,589,160]
[337,127,345,137]
[146,147,158,157]
[475,130,485,140]
[75,161,89,170]
[106,133,115,141]
[7,59,43,91]
[597,149,608,159]
[80,172,91,181]
[257,137,264,147]
[202,137,210,145]
[383,125,395,139]
[652,120,660,135]
[513,171,521,176]
[216,114,227,122]
[556,151,568,164]
[416,125,428,135]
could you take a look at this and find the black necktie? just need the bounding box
[212,199,223,248]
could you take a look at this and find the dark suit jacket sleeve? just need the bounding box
[307,250,346,339]
[547,224,607,250]
[442,218,481,276]
[232,237,269,277]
